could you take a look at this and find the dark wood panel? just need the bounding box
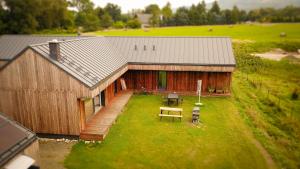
[122,70,158,91]
[123,70,232,94]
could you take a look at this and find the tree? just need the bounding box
[222,9,232,24]
[145,4,160,27]
[188,1,207,25]
[210,1,220,15]
[188,4,198,25]
[208,0,221,24]
[71,0,94,12]
[37,0,73,30]
[4,0,41,34]
[197,1,207,24]
[231,5,240,24]
[100,12,113,28]
[72,0,100,31]
[161,2,172,25]
[0,1,6,34]
[174,7,189,26]
[104,3,121,22]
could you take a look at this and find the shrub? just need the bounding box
[113,21,125,29]
[126,19,141,29]
[208,86,215,94]
[276,41,300,52]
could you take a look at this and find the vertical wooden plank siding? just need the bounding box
[122,70,158,91]
[123,70,232,94]
[0,49,91,135]
[105,82,115,105]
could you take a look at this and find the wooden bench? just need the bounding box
[159,107,183,121]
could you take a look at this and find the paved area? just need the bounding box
[39,140,76,169]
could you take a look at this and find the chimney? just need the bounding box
[49,39,61,61]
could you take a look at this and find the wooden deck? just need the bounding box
[80,91,133,141]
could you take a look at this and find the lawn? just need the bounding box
[65,23,300,169]
[88,23,300,42]
[65,95,270,169]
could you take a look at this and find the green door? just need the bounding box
[158,71,167,90]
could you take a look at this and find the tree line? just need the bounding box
[0,0,299,34]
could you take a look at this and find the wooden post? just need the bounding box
[78,98,86,131]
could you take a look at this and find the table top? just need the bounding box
[160,107,183,112]
[168,93,179,99]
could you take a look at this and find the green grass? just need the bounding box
[65,23,300,169]
[89,23,300,42]
[65,95,269,169]
[232,58,300,169]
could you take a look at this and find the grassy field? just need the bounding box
[88,23,300,42]
[232,43,300,169]
[65,95,270,169]
[65,23,300,169]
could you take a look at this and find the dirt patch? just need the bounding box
[39,139,76,169]
[253,48,300,61]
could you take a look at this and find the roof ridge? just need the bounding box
[29,36,102,47]
[104,36,231,38]
[0,34,91,37]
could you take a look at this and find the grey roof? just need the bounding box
[106,36,235,66]
[0,35,90,60]
[0,113,36,167]
[2,36,235,89]
[31,37,127,88]
[137,14,152,24]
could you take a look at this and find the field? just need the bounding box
[66,23,300,169]
[88,23,300,42]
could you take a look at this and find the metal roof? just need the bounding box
[2,36,235,89]
[31,37,128,88]
[0,113,37,167]
[0,35,90,60]
[106,36,236,66]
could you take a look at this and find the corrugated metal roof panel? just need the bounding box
[31,37,127,88]
[106,36,236,66]
[0,35,91,60]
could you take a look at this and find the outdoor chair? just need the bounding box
[162,95,168,105]
[192,107,200,123]
[178,97,184,104]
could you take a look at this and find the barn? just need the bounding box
[0,35,235,140]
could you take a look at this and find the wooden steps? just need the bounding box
[80,91,132,141]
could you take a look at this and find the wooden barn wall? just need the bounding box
[122,70,231,93]
[122,70,158,91]
[0,60,8,68]
[105,82,115,105]
[0,49,91,135]
[167,71,231,93]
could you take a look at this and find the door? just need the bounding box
[158,71,167,90]
[114,81,118,95]
[100,90,105,106]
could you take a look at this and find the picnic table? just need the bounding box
[159,107,183,121]
[167,93,179,105]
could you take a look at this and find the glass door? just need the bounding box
[158,71,167,90]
